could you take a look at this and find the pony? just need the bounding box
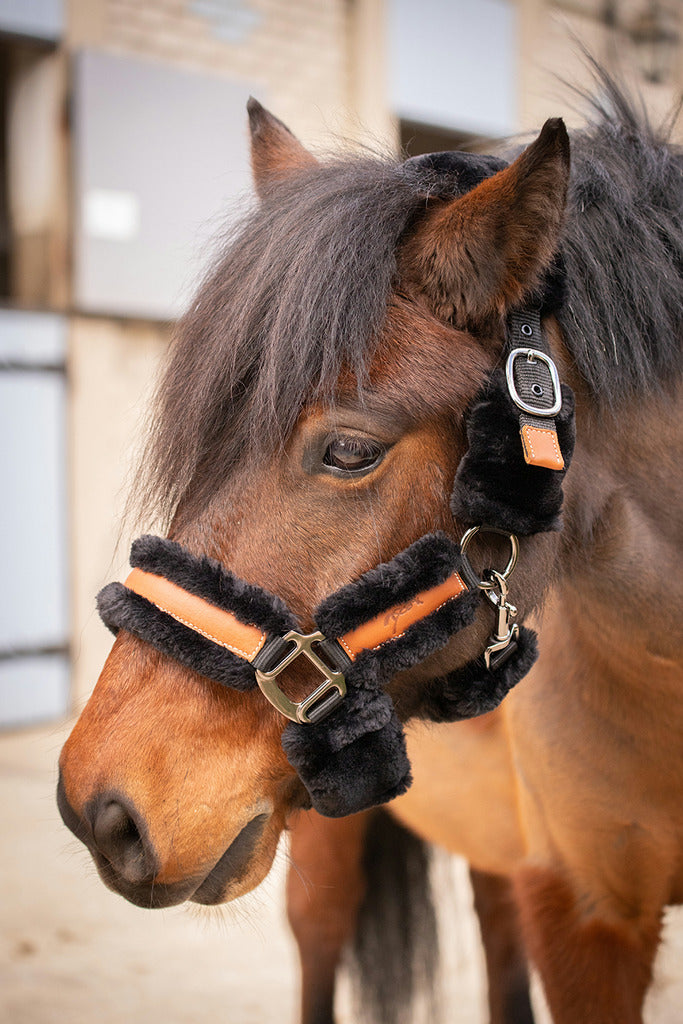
[57,73,683,1024]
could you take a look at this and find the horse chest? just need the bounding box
[507,621,683,909]
[391,714,526,876]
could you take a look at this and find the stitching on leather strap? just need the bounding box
[337,635,356,660]
[125,569,267,661]
[521,424,564,468]
[338,571,467,659]
[144,600,266,661]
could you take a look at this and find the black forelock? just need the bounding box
[133,152,498,524]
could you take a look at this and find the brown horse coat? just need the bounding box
[58,82,683,1024]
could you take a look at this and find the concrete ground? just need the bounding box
[1,721,682,1024]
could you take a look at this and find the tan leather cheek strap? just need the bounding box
[338,572,467,660]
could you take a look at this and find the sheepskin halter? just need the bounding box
[98,151,576,818]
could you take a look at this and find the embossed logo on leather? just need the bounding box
[384,596,425,634]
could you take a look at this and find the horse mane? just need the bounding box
[134,72,683,526]
[556,74,683,406]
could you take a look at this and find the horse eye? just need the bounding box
[323,435,384,474]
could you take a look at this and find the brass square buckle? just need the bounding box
[254,630,347,725]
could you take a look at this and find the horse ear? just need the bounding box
[400,118,570,326]
[247,98,317,198]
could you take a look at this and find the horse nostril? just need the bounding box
[91,798,157,885]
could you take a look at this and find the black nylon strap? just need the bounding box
[507,308,561,438]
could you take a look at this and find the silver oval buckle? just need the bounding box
[505,348,562,417]
[255,630,347,725]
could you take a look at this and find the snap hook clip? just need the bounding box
[481,569,519,670]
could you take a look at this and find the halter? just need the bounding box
[97,298,575,817]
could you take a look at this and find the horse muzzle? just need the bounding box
[57,772,275,907]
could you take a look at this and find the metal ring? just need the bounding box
[459,526,519,587]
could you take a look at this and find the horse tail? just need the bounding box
[349,809,439,1024]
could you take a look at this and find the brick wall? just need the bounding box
[68,0,356,146]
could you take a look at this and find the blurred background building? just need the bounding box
[1,0,682,728]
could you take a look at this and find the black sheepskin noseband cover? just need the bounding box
[451,369,576,534]
[97,535,298,691]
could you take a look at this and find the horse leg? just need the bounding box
[286,808,370,1024]
[514,865,662,1024]
[470,868,535,1024]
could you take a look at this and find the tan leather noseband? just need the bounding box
[125,565,468,667]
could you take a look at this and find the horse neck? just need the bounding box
[549,328,682,679]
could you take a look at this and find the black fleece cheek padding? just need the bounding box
[417,624,538,723]
[451,370,576,535]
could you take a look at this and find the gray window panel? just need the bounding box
[0,0,62,41]
[0,369,68,651]
[387,0,517,137]
[73,50,256,320]
[0,308,65,366]
[0,654,69,728]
